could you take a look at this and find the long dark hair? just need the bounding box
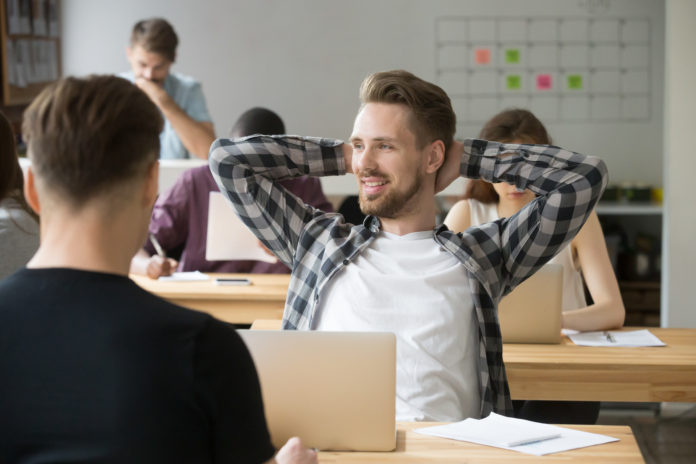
[0,111,38,221]
[465,109,551,204]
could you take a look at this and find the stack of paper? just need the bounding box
[568,329,666,347]
[415,413,618,456]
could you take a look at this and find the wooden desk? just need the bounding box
[504,327,696,402]
[251,322,696,403]
[318,422,643,463]
[130,273,290,324]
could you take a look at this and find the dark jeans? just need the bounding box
[512,400,601,424]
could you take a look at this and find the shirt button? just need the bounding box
[343,259,350,265]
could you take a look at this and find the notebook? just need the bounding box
[498,263,564,344]
[238,330,397,451]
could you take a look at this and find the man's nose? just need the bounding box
[355,147,377,173]
[142,68,153,80]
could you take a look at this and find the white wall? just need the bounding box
[662,0,696,327]
[61,0,665,188]
[60,1,692,327]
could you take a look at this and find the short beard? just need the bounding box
[358,172,423,219]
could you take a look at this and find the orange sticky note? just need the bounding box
[474,48,491,65]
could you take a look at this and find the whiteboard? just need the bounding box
[62,0,665,194]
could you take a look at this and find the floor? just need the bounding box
[597,403,696,463]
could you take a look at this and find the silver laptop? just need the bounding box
[238,330,396,451]
[498,263,564,344]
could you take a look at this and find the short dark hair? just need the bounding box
[466,108,551,203]
[229,107,285,137]
[359,70,456,151]
[22,75,163,207]
[130,18,178,62]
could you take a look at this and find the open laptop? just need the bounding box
[498,263,564,344]
[238,330,396,451]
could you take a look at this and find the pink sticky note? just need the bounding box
[474,48,491,65]
[537,74,552,90]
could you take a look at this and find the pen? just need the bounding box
[508,433,561,447]
[149,234,166,258]
[603,331,616,343]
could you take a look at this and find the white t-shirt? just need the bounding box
[313,230,480,422]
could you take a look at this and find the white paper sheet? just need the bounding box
[205,192,277,263]
[415,412,618,456]
[158,271,209,282]
[568,329,666,347]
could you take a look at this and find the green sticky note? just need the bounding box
[505,49,520,64]
[568,75,583,90]
[506,75,521,90]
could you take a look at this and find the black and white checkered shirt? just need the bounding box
[210,135,607,417]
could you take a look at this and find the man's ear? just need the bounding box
[425,140,446,174]
[143,161,159,208]
[23,167,41,214]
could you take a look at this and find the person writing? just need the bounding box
[129,107,333,279]
[122,18,215,159]
[209,70,607,421]
[0,75,315,464]
[444,109,625,333]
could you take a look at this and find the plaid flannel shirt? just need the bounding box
[209,135,607,417]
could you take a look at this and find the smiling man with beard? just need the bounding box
[209,70,607,422]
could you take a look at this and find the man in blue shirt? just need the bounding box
[122,18,215,159]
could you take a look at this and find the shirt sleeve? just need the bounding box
[208,135,344,268]
[194,318,276,464]
[281,176,335,213]
[146,171,193,254]
[182,81,212,123]
[303,177,334,213]
[459,139,607,298]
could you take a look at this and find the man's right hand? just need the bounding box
[272,437,317,464]
[145,255,178,279]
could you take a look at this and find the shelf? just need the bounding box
[596,202,663,215]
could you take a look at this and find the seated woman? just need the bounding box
[0,111,39,280]
[444,109,625,424]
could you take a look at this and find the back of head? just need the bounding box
[22,75,163,208]
[359,70,456,151]
[130,18,178,62]
[229,107,285,138]
[0,111,23,203]
[466,108,551,203]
